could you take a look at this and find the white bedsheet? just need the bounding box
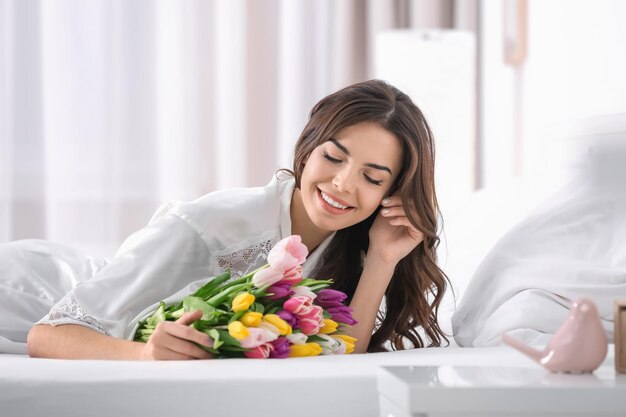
[0,346,616,417]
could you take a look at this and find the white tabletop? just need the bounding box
[377,346,626,417]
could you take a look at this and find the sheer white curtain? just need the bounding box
[1,0,416,258]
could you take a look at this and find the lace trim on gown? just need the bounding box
[214,238,276,278]
[37,291,111,336]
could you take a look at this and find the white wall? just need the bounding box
[480,0,626,186]
[522,0,626,177]
[375,30,476,209]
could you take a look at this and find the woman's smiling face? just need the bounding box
[298,121,403,232]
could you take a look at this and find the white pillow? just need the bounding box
[451,132,626,346]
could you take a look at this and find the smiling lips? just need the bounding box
[317,188,354,214]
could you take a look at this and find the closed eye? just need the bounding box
[365,175,382,186]
[323,152,383,186]
[322,151,342,164]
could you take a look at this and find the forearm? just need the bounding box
[347,257,394,354]
[27,323,145,360]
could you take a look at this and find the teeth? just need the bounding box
[320,190,349,209]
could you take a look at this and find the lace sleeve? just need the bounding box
[36,291,111,336]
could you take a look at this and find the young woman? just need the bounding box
[25,79,449,359]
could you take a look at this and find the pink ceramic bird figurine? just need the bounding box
[502,298,608,373]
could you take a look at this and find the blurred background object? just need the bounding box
[1,0,625,258]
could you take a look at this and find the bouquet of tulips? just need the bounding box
[133,235,358,358]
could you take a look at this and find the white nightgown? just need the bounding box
[0,173,334,354]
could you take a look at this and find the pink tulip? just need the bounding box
[291,284,316,299]
[300,317,322,336]
[300,305,324,323]
[281,265,303,285]
[267,235,308,272]
[240,327,278,349]
[283,296,314,315]
[298,305,324,336]
[244,343,274,359]
[252,266,284,288]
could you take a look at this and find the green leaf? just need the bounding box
[169,271,234,311]
[207,329,224,350]
[206,282,250,307]
[249,302,265,314]
[166,308,185,320]
[183,296,217,320]
[219,345,249,352]
[146,302,166,327]
[306,334,327,343]
[136,328,154,337]
[294,278,333,287]
[228,310,246,324]
[307,284,331,292]
[192,311,228,330]
[192,270,232,299]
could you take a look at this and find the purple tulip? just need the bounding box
[277,309,299,328]
[314,289,348,308]
[269,337,291,359]
[327,305,358,326]
[266,282,294,301]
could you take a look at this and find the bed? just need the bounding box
[2,114,626,417]
[1,345,619,417]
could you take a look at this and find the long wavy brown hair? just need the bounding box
[281,79,449,352]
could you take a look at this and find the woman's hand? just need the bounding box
[140,310,214,360]
[367,194,424,267]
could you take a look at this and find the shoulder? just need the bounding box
[150,173,295,249]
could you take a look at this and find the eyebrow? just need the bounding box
[328,138,393,175]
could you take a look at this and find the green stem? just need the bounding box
[206,264,268,297]
[206,282,251,307]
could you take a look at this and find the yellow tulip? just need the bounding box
[241,311,263,327]
[228,321,250,340]
[263,314,292,335]
[288,342,323,357]
[318,319,338,334]
[231,292,255,312]
[332,334,357,354]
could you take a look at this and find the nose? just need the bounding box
[332,166,357,194]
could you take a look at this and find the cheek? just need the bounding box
[301,158,327,183]
[359,192,385,215]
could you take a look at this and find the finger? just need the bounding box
[148,323,213,360]
[380,206,405,217]
[388,216,412,227]
[161,349,196,361]
[176,310,203,326]
[145,332,198,360]
[152,327,213,360]
[162,335,213,360]
[388,216,419,231]
[162,320,213,348]
[381,195,403,207]
[389,217,424,240]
